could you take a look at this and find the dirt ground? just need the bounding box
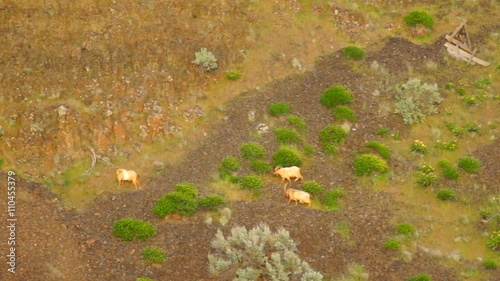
[1,36,499,281]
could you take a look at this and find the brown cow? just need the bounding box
[116,169,141,189]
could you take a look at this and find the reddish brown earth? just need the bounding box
[1,37,499,281]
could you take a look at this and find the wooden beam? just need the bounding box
[444,43,490,66]
[450,22,465,38]
[445,35,473,53]
[467,48,478,66]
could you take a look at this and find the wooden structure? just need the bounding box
[444,22,490,66]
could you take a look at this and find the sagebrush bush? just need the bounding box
[404,10,434,29]
[302,181,324,196]
[225,70,241,81]
[192,48,218,71]
[384,238,401,250]
[438,160,459,180]
[250,160,271,175]
[152,183,199,217]
[397,223,416,235]
[457,156,481,173]
[394,78,443,125]
[320,86,353,108]
[208,224,323,280]
[112,218,156,241]
[436,189,456,201]
[332,105,357,122]
[239,175,263,195]
[142,246,166,263]
[218,156,241,179]
[274,128,301,144]
[269,102,291,116]
[320,125,348,154]
[272,147,302,167]
[323,188,345,210]
[287,115,306,132]
[366,141,391,159]
[343,46,365,60]
[353,154,389,176]
[240,142,266,160]
[198,195,225,211]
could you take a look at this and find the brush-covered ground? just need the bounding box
[0,1,499,281]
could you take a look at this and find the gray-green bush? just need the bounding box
[192,48,218,71]
[394,78,443,125]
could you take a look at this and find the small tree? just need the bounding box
[208,224,323,281]
[112,218,156,241]
[152,183,199,217]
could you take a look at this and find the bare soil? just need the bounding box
[1,36,499,281]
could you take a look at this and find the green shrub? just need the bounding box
[272,148,302,167]
[353,154,389,176]
[142,246,166,263]
[377,128,389,136]
[198,195,225,211]
[323,188,345,210]
[384,238,401,250]
[483,259,498,269]
[192,48,218,71]
[269,102,291,116]
[411,140,428,154]
[415,165,437,187]
[366,141,391,159]
[457,156,481,173]
[486,231,500,251]
[407,273,431,281]
[343,46,365,60]
[394,78,443,125]
[320,125,348,154]
[436,189,456,201]
[112,218,156,242]
[302,181,324,196]
[240,142,266,160]
[239,175,263,196]
[225,70,241,81]
[438,160,459,180]
[136,278,154,281]
[332,105,357,122]
[397,223,416,235]
[303,144,314,156]
[250,160,271,175]
[152,184,199,217]
[274,128,301,144]
[287,115,306,132]
[219,156,241,179]
[435,139,458,151]
[474,77,492,89]
[320,86,353,108]
[403,10,434,29]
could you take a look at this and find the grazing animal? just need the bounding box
[273,166,303,190]
[116,169,141,189]
[284,188,311,207]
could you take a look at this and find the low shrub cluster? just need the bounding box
[353,154,389,176]
[218,156,241,179]
[192,48,218,71]
[272,147,302,167]
[343,46,365,60]
[198,195,226,211]
[320,125,348,154]
[269,102,291,116]
[487,230,500,251]
[250,160,271,175]
[225,70,241,81]
[142,246,166,263]
[397,223,416,236]
[302,181,324,196]
[136,278,154,281]
[438,160,459,180]
[407,273,431,281]
[366,141,391,159]
[435,139,458,151]
[332,105,357,122]
[415,164,437,187]
[411,140,428,154]
[384,238,401,250]
[274,128,301,144]
[457,156,481,173]
[240,142,266,160]
[323,188,345,210]
[112,218,156,242]
[403,10,434,29]
[287,115,306,132]
[394,78,443,125]
[436,189,456,201]
[239,175,263,196]
[152,183,199,217]
[320,86,353,108]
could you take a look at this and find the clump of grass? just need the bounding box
[377,128,389,136]
[225,70,241,81]
[269,102,291,116]
[142,246,166,263]
[112,218,156,242]
[274,128,301,144]
[287,115,306,132]
[250,160,271,175]
[323,188,345,210]
[332,105,357,122]
[483,259,497,269]
[411,140,428,154]
[218,156,241,179]
[320,86,353,108]
[302,181,324,196]
[272,147,303,167]
[436,189,456,201]
[404,10,434,29]
[366,141,391,159]
[486,231,500,251]
[416,164,437,187]
[397,223,416,236]
[474,77,492,89]
[407,273,431,281]
[198,195,225,211]
[457,156,481,173]
[239,175,263,196]
[343,46,365,60]
[240,142,266,160]
[438,160,459,180]
[384,238,401,250]
[353,154,389,176]
[319,124,348,154]
[435,139,458,151]
[136,278,154,281]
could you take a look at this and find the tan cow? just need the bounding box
[273,166,303,191]
[284,188,311,207]
[116,169,141,189]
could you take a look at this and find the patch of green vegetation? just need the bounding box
[343,46,365,60]
[302,181,324,196]
[320,124,348,155]
[303,144,314,156]
[198,195,225,211]
[434,139,458,151]
[353,154,389,176]
[274,127,301,144]
[136,278,154,281]
[320,86,353,108]
[403,10,434,29]
[332,105,357,122]
[410,140,428,154]
[436,189,456,201]
[407,273,431,281]
[152,183,199,217]
[225,70,241,81]
[287,115,306,132]
[377,128,389,136]
[192,48,218,71]
[416,164,437,187]
[483,259,497,270]
[112,218,156,242]
[142,246,166,263]
[333,221,351,240]
[473,76,492,89]
[486,231,500,251]
[366,141,391,159]
[457,156,481,173]
[272,147,302,167]
[323,188,345,210]
[269,102,291,116]
[397,223,416,236]
[384,238,401,250]
[239,175,263,196]
[218,156,241,179]
[240,142,266,160]
[250,160,271,175]
[394,78,442,125]
[438,160,459,180]
[446,123,464,137]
